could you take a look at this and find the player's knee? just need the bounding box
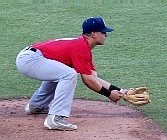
[67,69,77,81]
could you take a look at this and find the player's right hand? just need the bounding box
[108,90,123,102]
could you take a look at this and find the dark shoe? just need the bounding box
[25,103,49,114]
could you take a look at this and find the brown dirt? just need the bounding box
[0,98,166,140]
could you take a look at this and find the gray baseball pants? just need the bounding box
[16,47,77,117]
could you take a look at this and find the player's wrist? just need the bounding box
[99,86,111,97]
[109,85,121,91]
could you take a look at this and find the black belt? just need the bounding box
[26,46,37,52]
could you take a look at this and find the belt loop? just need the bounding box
[25,46,37,52]
[26,46,30,50]
[30,48,37,52]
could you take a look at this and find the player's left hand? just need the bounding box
[122,87,151,106]
[120,89,128,95]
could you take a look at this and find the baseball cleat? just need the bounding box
[25,103,49,114]
[44,115,77,131]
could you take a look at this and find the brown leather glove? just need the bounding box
[123,87,151,106]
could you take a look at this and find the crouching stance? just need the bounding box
[16,17,126,131]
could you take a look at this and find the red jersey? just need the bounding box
[32,35,96,75]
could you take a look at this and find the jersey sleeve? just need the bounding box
[71,48,95,75]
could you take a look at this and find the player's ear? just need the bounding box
[91,32,97,38]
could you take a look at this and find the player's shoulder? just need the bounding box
[55,37,77,41]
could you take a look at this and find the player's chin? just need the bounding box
[97,42,105,45]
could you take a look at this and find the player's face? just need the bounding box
[95,32,107,45]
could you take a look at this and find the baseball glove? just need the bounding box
[123,87,151,106]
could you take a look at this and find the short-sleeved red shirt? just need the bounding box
[32,35,96,75]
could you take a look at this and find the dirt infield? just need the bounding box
[0,98,166,140]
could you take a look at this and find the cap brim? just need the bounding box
[100,27,114,32]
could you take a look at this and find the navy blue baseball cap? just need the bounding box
[82,17,114,33]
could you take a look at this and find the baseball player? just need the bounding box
[16,17,127,131]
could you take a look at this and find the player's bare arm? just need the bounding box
[81,73,122,102]
[91,70,110,89]
[81,74,102,92]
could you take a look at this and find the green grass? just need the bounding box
[0,0,167,131]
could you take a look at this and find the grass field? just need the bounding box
[0,0,167,131]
